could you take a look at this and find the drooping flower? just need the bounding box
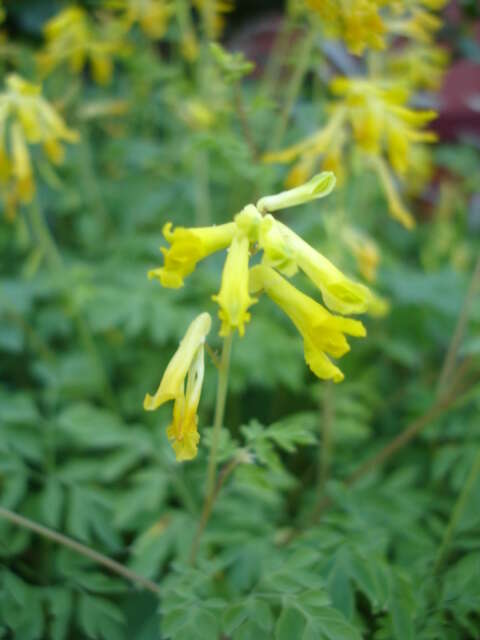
[144,312,211,461]
[250,265,366,382]
[38,6,128,85]
[148,221,236,288]
[0,74,78,219]
[212,231,257,336]
[259,214,372,315]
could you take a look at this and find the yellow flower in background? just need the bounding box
[144,312,211,461]
[342,227,380,283]
[38,6,128,85]
[305,0,389,55]
[106,0,173,39]
[149,174,374,382]
[0,74,78,219]
[148,221,236,288]
[212,231,257,336]
[387,0,446,44]
[250,265,366,382]
[304,0,445,53]
[194,0,234,39]
[264,76,437,229]
[388,43,449,90]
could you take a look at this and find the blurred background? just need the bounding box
[0,1,480,639]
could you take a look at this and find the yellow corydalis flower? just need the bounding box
[388,43,449,91]
[0,74,78,219]
[150,172,373,352]
[212,231,257,337]
[194,0,234,39]
[265,76,437,229]
[107,0,173,39]
[387,0,446,44]
[305,0,389,55]
[38,6,128,85]
[342,227,380,283]
[250,265,366,383]
[148,221,236,288]
[259,214,372,315]
[144,312,211,461]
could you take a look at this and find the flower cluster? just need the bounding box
[145,173,375,459]
[264,76,438,229]
[106,0,174,39]
[304,0,446,56]
[0,74,78,219]
[37,6,129,85]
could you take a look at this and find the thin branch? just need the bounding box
[189,455,241,565]
[0,506,161,596]
[437,255,480,397]
[234,83,259,160]
[434,449,480,574]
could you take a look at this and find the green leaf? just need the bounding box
[276,606,306,640]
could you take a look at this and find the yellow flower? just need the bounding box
[193,0,234,39]
[0,74,78,218]
[38,6,128,85]
[388,43,449,90]
[149,176,374,366]
[259,215,372,315]
[342,227,380,283]
[106,0,173,39]
[212,231,257,336]
[371,155,416,229]
[306,0,388,55]
[144,312,211,461]
[257,171,336,214]
[148,221,236,288]
[264,76,437,229]
[387,3,444,44]
[250,265,366,382]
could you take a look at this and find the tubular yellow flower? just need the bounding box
[0,74,78,218]
[257,171,336,214]
[149,221,236,288]
[38,6,128,85]
[371,155,416,229]
[259,215,372,315]
[250,265,366,383]
[144,312,211,461]
[212,231,257,336]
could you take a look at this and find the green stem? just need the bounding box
[434,449,480,573]
[436,255,480,397]
[317,382,334,499]
[79,126,111,231]
[28,199,62,270]
[269,27,315,153]
[193,148,211,227]
[0,506,161,596]
[206,332,233,496]
[190,333,233,564]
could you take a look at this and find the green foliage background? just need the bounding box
[1,2,480,639]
